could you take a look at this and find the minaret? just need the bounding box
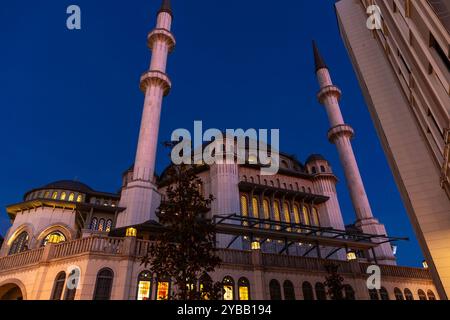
[313,41,396,265]
[117,0,176,227]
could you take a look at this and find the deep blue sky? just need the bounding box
[0,0,423,266]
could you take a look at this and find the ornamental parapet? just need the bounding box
[147,28,176,52]
[139,70,172,96]
[327,124,355,143]
[317,85,342,103]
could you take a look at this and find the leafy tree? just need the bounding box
[141,146,222,300]
[324,262,345,300]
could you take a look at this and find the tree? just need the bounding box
[324,262,345,300]
[141,145,222,300]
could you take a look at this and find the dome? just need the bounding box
[41,180,94,194]
[306,154,327,163]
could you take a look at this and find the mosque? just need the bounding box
[0,1,439,300]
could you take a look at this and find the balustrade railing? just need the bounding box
[0,248,44,271]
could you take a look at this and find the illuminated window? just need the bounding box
[60,192,67,201]
[8,231,29,255]
[50,271,66,300]
[273,201,281,229]
[283,280,295,300]
[90,218,98,230]
[315,283,327,300]
[93,268,114,300]
[156,281,170,300]
[223,276,235,301]
[311,207,320,226]
[137,271,152,300]
[418,289,427,301]
[105,220,113,233]
[252,197,259,219]
[302,206,311,226]
[199,274,213,300]
[302,282,314,300]
[44,191,50,198]
[269,280,282,300]
[98,219,105,232]
[293,205,301,225]
[52,191,58,199]
[238,278,250,300]
[240,195,248,226]
[394,288,404,300]
[283,202,291,223]
[76,194,83,202]
[68,193,75,202]
[427,290,436,300]
[42,231,66,246]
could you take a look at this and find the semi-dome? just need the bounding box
[306,154,327,163]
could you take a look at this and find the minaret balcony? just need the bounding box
[139,70,172,96]
[317,85,342,103]
[147,28,176,53]
[328,124,355,143]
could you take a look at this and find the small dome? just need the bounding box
[42,180,94,194]
[306,154,327,163]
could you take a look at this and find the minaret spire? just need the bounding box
[313,41,396,265]
[117,1,176,228]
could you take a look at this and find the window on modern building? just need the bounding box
[344,285,356,300]
[105,220,113,233]
[404,288,414,300]
[369,288,379,300]
[238,278,250,301]
[223,276,235,301]
[64,269,77,300]
[302,206,311,226]
[283,280,296,300]
[418,289,427,301]
[93,268,114,300]
[42,231,66,246]
[8,231,29,255]
[156,280,170,300]
[252,197,259,219]
[90,218,98,230]
[427,290,436,300]
[379,287,390,300]
[50,272,66,300]
[269,280,282,300]
[394,288,404,300]
[302,282,314,300]
[315,283,327,300]
[98,219,106,232]
[60,192,67,201]
[137,271,152,300]
[68,193,75,202]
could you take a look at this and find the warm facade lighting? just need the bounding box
[47,234,62,244]
[423,260,429,269]
[347,251,357,261]
[126,227,137,237]
[251,241,261,250]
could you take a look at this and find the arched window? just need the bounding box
[238,278,250,301]
[137,271,152,300]
[404,288,414,300]
[240,195,249,220]
[293,205,301,225]
[252,197,259,219]
[8,231,29,255]
[302,282,314,300]
[394,288,404,300]
[315,283,327,300]
[379,287,390,300]
[273,201,281,228]
[44,191,50,198]
[199,274,213,300]
[64,269,77,300]
[320,165,326,173]
[311,167,317,174]
[223,276,235,301]
[68,193,75,202]
[369,288,379,300]
[311,208,320,226]
[263,199,270,229]
[344,285,355,300]
[50,271,66,300]
[302,206,311,226]
[60,192,67,201]
[283,202,291,224]
[98,219,106,232]
[105,220,113,233]
[283,280,295,300]
[295,183,299,191]
[418,289,427,301]
[52,191,58,199]
[156,279,171,300]
[76,194,83,202]
[269,280,282,300]
[93,268,114,300]
[42,231,66,246]
[90,217,98,230]
[427,290,436,300]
